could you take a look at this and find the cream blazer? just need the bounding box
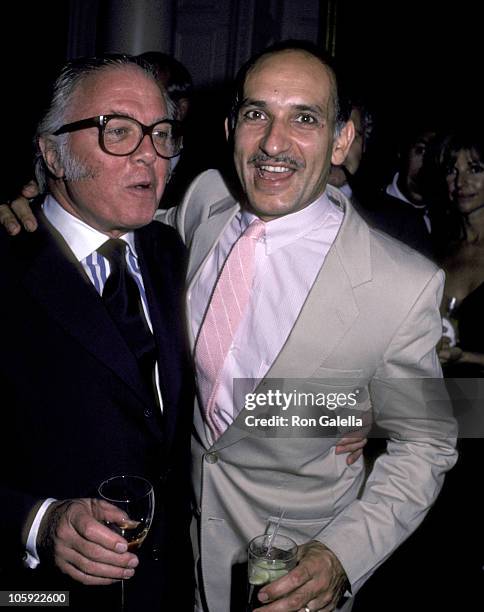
[157,170,457,612]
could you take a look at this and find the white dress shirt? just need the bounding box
[190,190,343,443]
[386,172,431,232]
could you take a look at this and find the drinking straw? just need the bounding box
[265,508,286,556]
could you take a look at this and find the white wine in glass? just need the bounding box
[98,475,155,610]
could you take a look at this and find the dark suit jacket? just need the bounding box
[358,191,434,259]
[0,209,194,611]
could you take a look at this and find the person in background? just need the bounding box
[385,122,435,226]
[138,51,196,207]
[435,127,484,375]
[374,120,438,257]
[328,98,373,207]
[404,124,484,611]
[0,55,194,611]
[138,51,193,123]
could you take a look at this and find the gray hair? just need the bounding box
[35,54,175,192]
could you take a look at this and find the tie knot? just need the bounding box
[243,219,266,241]
[97,238,127,266]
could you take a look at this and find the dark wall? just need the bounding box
[3,0,481,198]
[337,1,477,111]
[335,0,481,182]
[3,3,69,200]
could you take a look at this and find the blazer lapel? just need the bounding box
[135,226,186,452]
[20,215,155,410]
[186,197,239,289]
[266,189,372,378]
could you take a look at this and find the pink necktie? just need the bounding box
[196,219,266,440]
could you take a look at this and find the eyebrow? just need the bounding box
[293,103,326,117]
[239,98,268,110]
[240,98,326,117]
[105,109,169,123]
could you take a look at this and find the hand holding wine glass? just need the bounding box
[98,475,155,610]
[37,497,139,585]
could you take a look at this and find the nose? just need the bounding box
[131,133,158,165]
[455,171,468,190]
[259,118,291,157]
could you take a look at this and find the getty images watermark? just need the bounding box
[243,387,363,429]
[232,378,371,438]
[229,377,484,439]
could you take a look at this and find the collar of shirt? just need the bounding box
[386,172,427,213]
[239,190,342,254]
[42,194,138,261]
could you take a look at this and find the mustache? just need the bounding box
[248,154,305,169]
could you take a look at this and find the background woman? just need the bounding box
[434,127,484,375]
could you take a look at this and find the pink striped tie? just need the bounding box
[195,219,266,440]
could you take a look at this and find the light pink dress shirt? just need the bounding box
[190,190,344,443]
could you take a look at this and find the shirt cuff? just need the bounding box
[24,498,57,569]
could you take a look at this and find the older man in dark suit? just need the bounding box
[0,55,193,611]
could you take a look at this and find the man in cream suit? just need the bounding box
[160,42,457,612]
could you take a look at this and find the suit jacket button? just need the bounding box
[205,452,218,464]
[144,408,153,418]
[152,546,161,561]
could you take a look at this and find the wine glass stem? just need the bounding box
[121,578,125,611]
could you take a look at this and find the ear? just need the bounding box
[224,117,230,142]
[38,136,65,179]
[331,120,355,166]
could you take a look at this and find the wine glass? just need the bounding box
[98,475,155,611]
[442,295,461,347]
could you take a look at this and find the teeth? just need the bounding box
[260,165,291,173]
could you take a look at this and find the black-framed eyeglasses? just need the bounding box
[53,114,182,159]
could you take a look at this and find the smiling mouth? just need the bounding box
[255,165,296,181]
[259,165,291,173]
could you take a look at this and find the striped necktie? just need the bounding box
[195,219,265,440]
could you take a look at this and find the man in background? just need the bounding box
[376,121,438,256]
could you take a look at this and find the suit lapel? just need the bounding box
[21,214,155,411]
[135,226,184,453]
[186,197,239,290]
[265,196,371,379]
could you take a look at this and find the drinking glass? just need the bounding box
[247,533,297,611]
[442,295,461,347]
[98,475,155,611]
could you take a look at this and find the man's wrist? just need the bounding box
[23,498,56,569]
[37,500,73,561]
